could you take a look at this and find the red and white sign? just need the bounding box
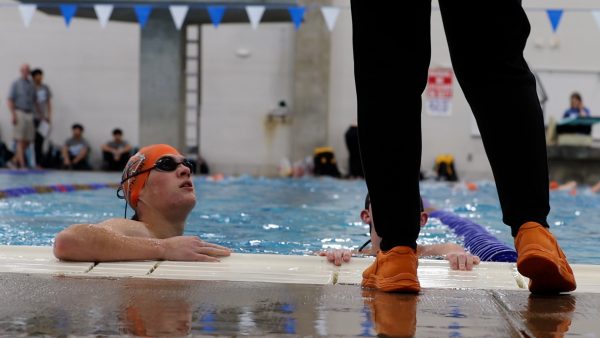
[426,68,453,116]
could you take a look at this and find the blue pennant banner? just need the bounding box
[207,6,226,28]
[288,6,305,30]
[59,4,77,27]
[134,5,152,28]
[546,9,563,33]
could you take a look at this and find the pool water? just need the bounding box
[0,171,598,264]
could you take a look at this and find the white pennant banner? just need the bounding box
[94,4,113,28]
[320,6,340,32]
[246,6,265,30]
[18,4,36,28]
[169,5,189,30]
[593,11,600,32]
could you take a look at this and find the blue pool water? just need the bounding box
[0,171,598,264]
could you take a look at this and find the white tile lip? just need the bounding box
[1,245,599,293]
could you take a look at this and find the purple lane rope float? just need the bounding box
[0,183,119,199]
[429,209,517,263]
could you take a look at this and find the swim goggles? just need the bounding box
[117,156,195,217]
[119,156,195,187]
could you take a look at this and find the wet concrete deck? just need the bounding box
[0,274,598,337]
[1,245,599,336]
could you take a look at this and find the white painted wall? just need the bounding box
[200,23,295,176]
[0,1,139,167]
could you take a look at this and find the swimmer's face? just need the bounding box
[138,154,196,215]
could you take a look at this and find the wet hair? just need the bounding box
[72,123,84,131]
[31,68,43,77]
[571,92,582,102]
[364,193,424,212]
[112,128,123,136]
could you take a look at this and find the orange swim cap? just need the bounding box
[121,144,181,208]
[549,181,559,190]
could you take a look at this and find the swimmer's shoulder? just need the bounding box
[96,218,154,238]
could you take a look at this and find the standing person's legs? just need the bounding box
[351,0,431,292]
[34,119,44,168]
[351,0,430,251]
[439,0,575,293]
[15,141,27,168]
[12,110,35,168]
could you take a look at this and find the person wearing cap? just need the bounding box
[53,144,231,262]
[321,194,480,270]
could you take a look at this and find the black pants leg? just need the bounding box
[351,1,431,250]
[439,0,550,236]
[33,120,44,167]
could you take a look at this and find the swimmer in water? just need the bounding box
[321,193,480,271]
[54,144,231,262]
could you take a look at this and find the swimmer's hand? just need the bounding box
[161,236,231,262]
[445,251,480,271]
[319,249,352,266]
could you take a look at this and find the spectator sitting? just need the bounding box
[558,92,592,136]
[563,92,590,119]
[102,128,133,171]
[61,123,91,170]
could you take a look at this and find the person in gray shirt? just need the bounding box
[61,123,91,170]
[7,64,38,169]
[31,68,52,168]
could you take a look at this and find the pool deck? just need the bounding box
[1,245,600,336]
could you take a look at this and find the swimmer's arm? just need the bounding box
[53,220,164,262]
[417,244,480,271]
[53,219,230,262]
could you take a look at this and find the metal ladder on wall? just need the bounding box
[185,24,201,158]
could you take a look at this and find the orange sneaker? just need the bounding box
[515,222,576,294]
[361,246,420,293]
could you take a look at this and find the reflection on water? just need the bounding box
[523,295,576,338]
[0,274,594,337]
[362,290,418,337]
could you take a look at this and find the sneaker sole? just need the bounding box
[362,274,421,293]
[517,251,576,294]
